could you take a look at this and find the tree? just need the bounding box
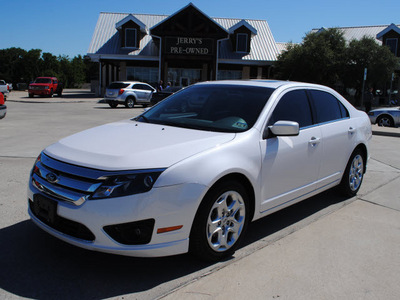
[344,37,399,94]
[274,28,347,88]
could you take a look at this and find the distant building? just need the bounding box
[312,23,400,58]
[87,3,281,95]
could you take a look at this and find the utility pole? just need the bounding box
[361,68,367,109]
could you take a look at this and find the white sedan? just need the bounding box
[28,80,372,261]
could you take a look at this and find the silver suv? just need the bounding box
[104,81,156,108]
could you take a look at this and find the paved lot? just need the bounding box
[1,90,400,299]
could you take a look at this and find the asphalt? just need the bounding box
[5,90,400,299]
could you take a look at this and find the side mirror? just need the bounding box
[263,120,299,139]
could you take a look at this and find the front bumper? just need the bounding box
[29,89,51,96]
[28,181,206,257]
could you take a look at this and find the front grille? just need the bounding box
[31,153,104,206]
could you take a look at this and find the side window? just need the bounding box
[132,84,143,90]
[269,90,313,128]
[309,90,348,123]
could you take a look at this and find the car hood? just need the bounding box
[30,83,51,86]
[44,119,235,170]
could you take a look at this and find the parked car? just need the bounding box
[0,91,6,119]
[104,81,156,108]
[0,80,10,100]
[368,107,400,127]
[28,77,63,98]
[28,80,371,261]
[151,86,182,105]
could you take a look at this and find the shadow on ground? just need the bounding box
[0,189,348,299]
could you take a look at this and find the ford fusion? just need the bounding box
[28,80,372,261]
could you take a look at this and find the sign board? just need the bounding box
[165,37,214,55]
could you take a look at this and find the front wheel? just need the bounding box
[338,149,365,197]
[190,180,249,261]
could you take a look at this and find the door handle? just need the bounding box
[309,137,321,147]
[348,127,356,134]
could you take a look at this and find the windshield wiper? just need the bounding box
[136,115,150,123]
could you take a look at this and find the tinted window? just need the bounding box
[310,90,348,123]
[269,90,313,128]
[108,83,129,89]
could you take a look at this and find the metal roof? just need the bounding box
[311,24,400,44]
[87,12,279,63]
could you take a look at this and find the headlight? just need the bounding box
[91,171,163,199]
[45,86,49,89]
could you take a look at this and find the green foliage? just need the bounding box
[0,47,96,88]
[275,29,399,92]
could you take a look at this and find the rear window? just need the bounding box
[108,83,129,89]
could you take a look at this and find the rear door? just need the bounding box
[307,89,355,188]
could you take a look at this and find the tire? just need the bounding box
[29,93,34,98]
[189,180,250,262]
[125,97,135,108]
[57,90,62,97]
[377,115,394,127]
[338,149,365,197]
[108,102,118,108]
[49,89,54,98]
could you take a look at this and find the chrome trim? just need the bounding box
[30,152,166,206]
[32,174,88,206]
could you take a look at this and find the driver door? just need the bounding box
[259,89,322,213]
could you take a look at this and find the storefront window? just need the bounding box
[168,68,202,86]
[127,67,158,85]
[218,70,243,80]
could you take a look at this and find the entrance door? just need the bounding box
[168,68,201,86]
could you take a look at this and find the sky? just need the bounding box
[1,0,399,58]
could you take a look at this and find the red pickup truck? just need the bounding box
[28,77,63,98]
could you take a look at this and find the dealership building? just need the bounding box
[87,3,400,96]
[87,3,280,95]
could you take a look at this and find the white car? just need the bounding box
[104,81,156,108]
[28,80,372,261]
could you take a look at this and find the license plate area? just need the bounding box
[32,194,58,225]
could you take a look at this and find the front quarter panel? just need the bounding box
[154,129,262,218]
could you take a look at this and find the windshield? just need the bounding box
[137,84,274,133]
[35,78,52,84]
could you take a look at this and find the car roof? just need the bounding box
[195,80,328,90]
[111,81,148,85]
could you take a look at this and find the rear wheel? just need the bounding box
[190,180,249,262]
[125,97,135,108]
[338,149,365,197]
[377,115,394,127]
[29,93,34,98]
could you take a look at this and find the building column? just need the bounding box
[119,62,127,80]
[242,66,250,79]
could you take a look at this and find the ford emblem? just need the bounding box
[46,172,59,183]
